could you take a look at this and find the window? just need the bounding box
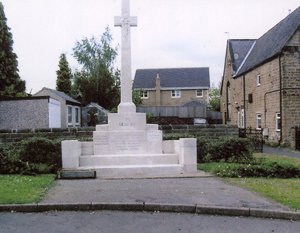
[256,113,262,130]
[276,113,281,131]
[238,109,245,128]
[256,74,261,86]
[196,89,203,97]
[75,107,80,125]
[140,90,148,99]
[171,90,181,98]
[67,106,72,125]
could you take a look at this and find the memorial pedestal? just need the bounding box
[61,112,197,178]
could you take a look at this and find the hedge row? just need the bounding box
[0,137,61,175]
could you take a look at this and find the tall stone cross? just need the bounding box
[114,0,137,113]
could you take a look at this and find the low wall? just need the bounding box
[0,127,94,144]
[160,124,239,139]
[0,125,239,144]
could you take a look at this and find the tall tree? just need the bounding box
[209,84,221,112]
[56,53,72,94]
[72,27,120,110]
[0,2,25,98]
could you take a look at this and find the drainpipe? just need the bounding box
[279,55,283,144]
[243,75,246,128]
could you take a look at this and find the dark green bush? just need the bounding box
[209,162,300,178]
[19,137,62,172]
[205,137,254,163]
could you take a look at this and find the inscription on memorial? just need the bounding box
[94,134,109,145]
[113,132,143,152]
[118,117,136,127]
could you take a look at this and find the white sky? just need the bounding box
[1,0,299,93]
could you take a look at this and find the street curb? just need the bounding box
[0,203,299,221]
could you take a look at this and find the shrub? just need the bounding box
[201,161,300,178]
[19,137,62,173]
[205,137,254,163]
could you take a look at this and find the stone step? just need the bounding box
[80,164,184,178]
[79,154,179,167]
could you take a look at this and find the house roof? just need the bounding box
[34,87,80,104]
[228,39,256,74]
[133,67,210,90]
[235,6,300,77]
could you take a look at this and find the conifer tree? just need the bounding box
[56,53,72,94]
[0,2,26,97]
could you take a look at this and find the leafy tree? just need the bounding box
[132,90,142,106]
[56,53,72,94]
[0,2,26,98]
[209,85,221,111]
[72,27,120,110]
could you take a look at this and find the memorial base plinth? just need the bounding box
[61,112,197,178]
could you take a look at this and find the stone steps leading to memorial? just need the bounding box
[79,154,179,167]
[79,164,184,178]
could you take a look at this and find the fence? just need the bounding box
[137,106,206,118]
[239,127,263,152]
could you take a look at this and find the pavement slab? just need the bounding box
[40,177,287,211]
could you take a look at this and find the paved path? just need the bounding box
[263,145,300,159]
[41,176,286,211]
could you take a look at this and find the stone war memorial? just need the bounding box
[61,0,197,178]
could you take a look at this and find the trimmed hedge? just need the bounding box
[201,162,300,178]
[0,137,62,175]
[164,134,254,164]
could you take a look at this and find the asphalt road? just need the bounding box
[1,211,299,233]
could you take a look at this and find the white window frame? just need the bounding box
[196,89,203,97]
[74,107,80,125]
[256,113,262,130]
[276,112,281,132]
[256,74,261,86]
[238,109,245,129]
[67,105,73,126]
[171,90,181,98]
[140,90,148,99]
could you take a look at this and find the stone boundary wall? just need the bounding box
[160,124,238,139]
[0,127,95,144]
[0,125,239,144]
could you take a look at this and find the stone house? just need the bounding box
[133,67,210,107]
[0,96,61,130]
[34,87,81,128]
[220,7,300,146]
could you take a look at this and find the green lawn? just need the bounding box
[0,174,56,204]
[198,153,300,210]
[225,178,300,211]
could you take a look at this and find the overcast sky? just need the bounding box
[1,0,299,93]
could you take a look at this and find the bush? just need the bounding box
[19,137,62,173]
[163,134,253,164]
[200,161,300,178]
[205,137,254,163]
[0,137,62,175]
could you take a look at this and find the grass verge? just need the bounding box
[225,178,300,211]
[0,174,56,204]
[198,153,300,210]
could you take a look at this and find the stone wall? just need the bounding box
[0,125,238,144]
[0,127,94,144]
[160,124,238,139]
